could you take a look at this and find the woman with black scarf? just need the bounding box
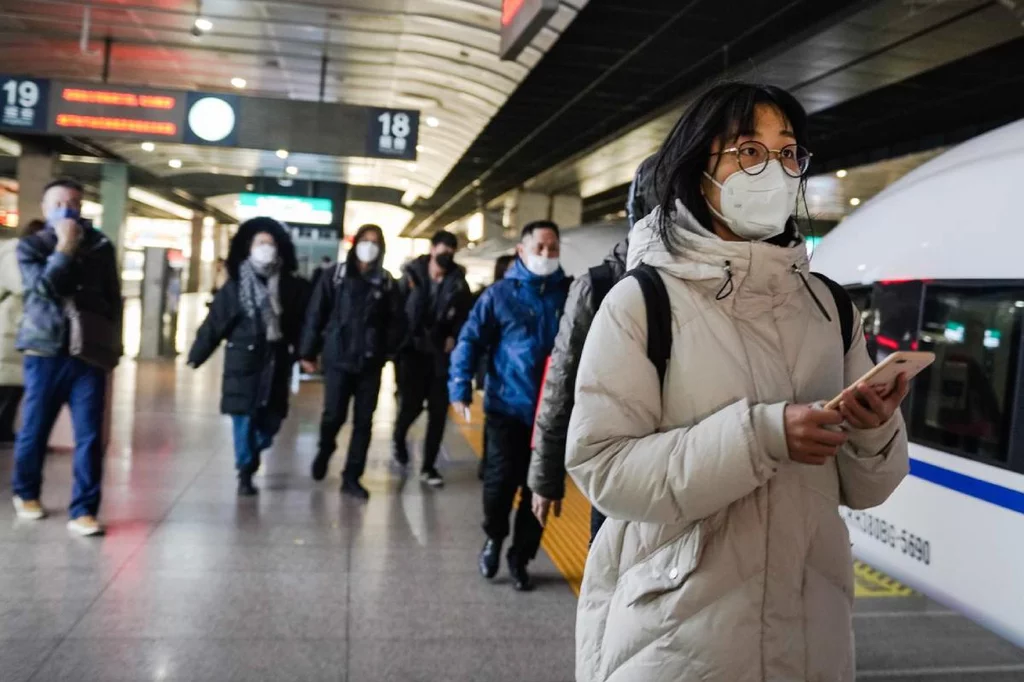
[188,217,310,496]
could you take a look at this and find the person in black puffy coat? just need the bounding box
[188,217,310,496]
[299,224,405,501]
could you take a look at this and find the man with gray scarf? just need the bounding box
[189,218,310,496]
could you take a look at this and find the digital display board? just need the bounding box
[499,0,558,61]
[48,82,186,140]
[236,194,333,226]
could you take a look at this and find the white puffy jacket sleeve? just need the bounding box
[835,303,910,509]
[566,277,787,527]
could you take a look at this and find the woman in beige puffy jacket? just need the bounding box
[566,83,910,682]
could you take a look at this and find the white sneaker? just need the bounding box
[13,497,46,520]
[67,515,105,537]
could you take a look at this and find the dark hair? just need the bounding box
[43,178,85,196]
[431,230,458,249]
[18,218,46,240]
[520,220,560,241]
[493,254,515,283]
[652,81,809,252]
[345,223,386,270]
[226,217,298,279]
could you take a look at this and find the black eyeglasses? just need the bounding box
[712,140,812,178]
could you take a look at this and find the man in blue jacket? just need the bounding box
[449,220,569,592]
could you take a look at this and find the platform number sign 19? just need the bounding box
[0,75,48,132]
[366,107,419,160]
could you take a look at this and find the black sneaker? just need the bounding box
[237,476,259,497]
[507,550,533,592]
[478,538,502,579]
[420,468,444,488]
[340,479,370,501]
[311,451,330,481]
[392,442,410,468]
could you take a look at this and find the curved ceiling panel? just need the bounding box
[0,0,589,199]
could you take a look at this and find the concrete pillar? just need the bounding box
[100,162,129,254]
[16,145,55,228]
[187,213,204,293]
[512,191,551,233]
[551,194,583,230]
[139,248,168,360]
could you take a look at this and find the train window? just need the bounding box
[909,286,1024,465]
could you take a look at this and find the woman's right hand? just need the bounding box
[784,404,848,465]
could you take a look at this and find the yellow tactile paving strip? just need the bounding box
[451,403,911,600]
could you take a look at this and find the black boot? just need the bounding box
[478,538,502,579]
[237,473,258,497]
[392,441,410,469]
[507,549,533,592]
[340,478,370,501]
[311,451,331,481]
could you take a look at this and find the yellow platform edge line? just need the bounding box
[452,406,913,600]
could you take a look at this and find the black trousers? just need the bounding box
[319,366,383,483]
[393,353,449,472]
[482,412,542,563]
[0,385,24,441]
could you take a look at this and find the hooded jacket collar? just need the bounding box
[627,202,809,302]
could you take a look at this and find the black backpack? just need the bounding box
[588,263,854,386]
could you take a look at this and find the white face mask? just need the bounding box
[355,240,380,264]
[250,243,277,266]
[524,253,560,277]
[704,160,801,241]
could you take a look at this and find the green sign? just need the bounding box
[944,321,965,343]
[236,194,333,226]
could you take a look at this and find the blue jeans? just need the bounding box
[231,410,284,475]
[12,356,107,519]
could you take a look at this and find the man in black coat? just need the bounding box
[12,178,122,536]
[300,224,405,500]
[392,231,472,487]
[188,218,310,496]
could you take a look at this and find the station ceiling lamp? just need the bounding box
[193,17,213,32]
[425,116,440,128]
[168,158,182,169]
[276,149,289,159]
[836,169,848,178]
[849,197,861,206]
[285,165,299,176]
[140,141,155,152]
[230,77,247,89]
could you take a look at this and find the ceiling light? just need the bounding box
[849,197,861,206]
[140,141,155,152]
[193,17,213,32]
[408,163,418,172]
[400,178,410,187]
[1016,301,1024,308]
[836,169,848,178]
[285,165,298,176]
[245,183,254,191]
[416,145,426,152]
[276,149,289,159]
[425,116,440,128]
[168,159,182,169]
[231,77,247,89]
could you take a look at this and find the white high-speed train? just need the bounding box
[812,117,1024,647]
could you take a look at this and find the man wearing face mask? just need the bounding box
[12,178,122,536]
[448,220,570,591]
[392,230,471,487]
[300,224,405,500]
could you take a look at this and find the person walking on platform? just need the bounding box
[448,220,570,592]
[392,230,472,487]
[188,218,310,497]
[300,224,404,501]
[0,220,43,445]
[529,156,656,543]
[12,179,122,536]
[565,82,910,682]
[475,253,515,481]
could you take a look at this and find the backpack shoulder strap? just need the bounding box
[628,263,672,387]
[588,263,615,311]
[811,272,855,355]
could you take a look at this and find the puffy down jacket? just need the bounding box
[566,207,908,682]
[448,258,569,426]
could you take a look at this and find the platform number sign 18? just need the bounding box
[0,75,48,132]
[367,107,418,160]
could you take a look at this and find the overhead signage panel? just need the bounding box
[236,193,334,226]
[48,81,186,141]
[499,0,558,61]
[0,74,49,133]
[366,108,419,161]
